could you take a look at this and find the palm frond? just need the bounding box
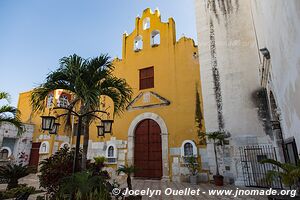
[0,92,10,102]
[100,76,132,115]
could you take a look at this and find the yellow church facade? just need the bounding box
[17,8,205,181]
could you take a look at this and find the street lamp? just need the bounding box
[49,123,60,134]
[97,125,105,137]
[102,120,114,133]
[41,107,113,174]
[41,116,56,131]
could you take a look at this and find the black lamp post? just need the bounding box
[40,108,113,174]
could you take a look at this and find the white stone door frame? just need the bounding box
[127,112,169,180]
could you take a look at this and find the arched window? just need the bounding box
[57,94,69,108]
[151,30,160,47]
[39,141,50,154]
[60,142,70,149]
[184,143,193,157]
[106,144,117,164]
[181,140,197,163]
[46,93,54,108]
[134,36,143,52]
[0,147,11,160]
[143,17,150,30]
[108,146,114,157]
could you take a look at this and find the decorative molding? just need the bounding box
[127,112,169,178]
[126,91,170,111]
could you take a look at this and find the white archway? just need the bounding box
[127,112,169,180]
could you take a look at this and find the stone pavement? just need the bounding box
[130,179,268,200]
[1,174,268,200]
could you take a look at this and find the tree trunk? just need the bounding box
[81,117,90,170]
[127,176,132,190]
[213,140,220,175]
[7,179,18,190]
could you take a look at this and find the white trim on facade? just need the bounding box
[60,142,70,149]
[180,140,198,157]
[39,141,50,154]
[127,112,169,180]
[0,146,12,158]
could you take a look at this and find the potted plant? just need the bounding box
[116,165,141,200]
[206,131,230,186]
[260,159,300,197]
[186,156,199,184]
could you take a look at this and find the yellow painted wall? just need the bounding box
[17,8,205,177]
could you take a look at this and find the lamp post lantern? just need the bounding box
[102,120,114,133]
[49,123,60,134]
[97,125,105,137]
[41,116,56,131]
[41,107,113,175]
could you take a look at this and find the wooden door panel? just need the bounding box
[134,119,162,179]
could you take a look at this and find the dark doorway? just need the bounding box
[134,119,162,179]
[29,142,41,170]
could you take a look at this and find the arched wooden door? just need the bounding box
[134,119,162,179]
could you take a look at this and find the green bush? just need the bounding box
[39,146,82,198]
[0,164,29,190]
[0,185,35,199]
[57,171,111,200]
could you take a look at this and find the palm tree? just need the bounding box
[206,131,227,176]
[31,54,132,170]
[0,92,23,135]
[260,159,300,193]
[116,165,136,190]
[0,164,29,190]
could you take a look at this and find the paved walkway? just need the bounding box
[1,174,268,200]
[130,179,268,200]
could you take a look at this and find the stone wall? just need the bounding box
[194,0,275,184]
[0,123,34,165]
[250,0,300,153]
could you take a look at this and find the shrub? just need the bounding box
[39,146,82,197]
[116,165,136,190]
[0,185,35,199]
[0,164,29,190]
[87,156,109,179]
[57,171,111,200]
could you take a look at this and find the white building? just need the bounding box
[0,123,34,166]
[194,0,300,186]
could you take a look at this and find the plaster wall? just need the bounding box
[251,0,300,152]
[194,0,272,184]
[0,123,34,165]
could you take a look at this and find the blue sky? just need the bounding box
[0,0,197,106]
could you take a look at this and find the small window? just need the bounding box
[39,141,50,154]
[57,94,69,108]
[139,67,154,90]
[0,149,9,160]
[143,17,150,30]
[151,30,160,47]
[134,35,143,52]
[284,138,299,165]
[106,145,117,164]
[46,93,54,108]
[181,140,197,163]
[184,143,193,157]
